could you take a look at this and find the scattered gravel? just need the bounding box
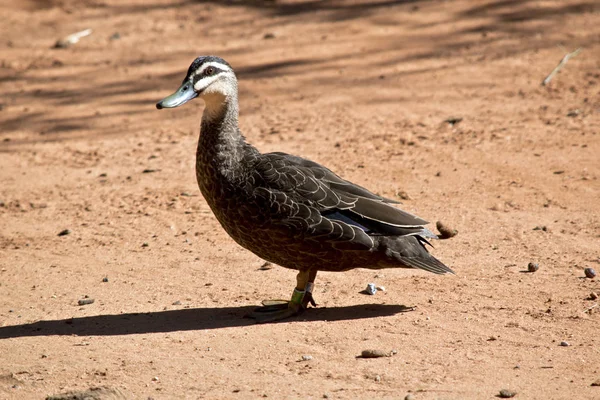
[436,221,457,239]
[46,387,124,400]
[364,283,377,295]
[78,297,94,306]
[395,190,411,200]
[258,262,273,270]
[359,349,390,358]
[584,268,596,279]
[527,262,539,272]
[498,389,517,398]
[445,116,463,126]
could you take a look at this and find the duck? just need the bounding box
[156,56,453,322]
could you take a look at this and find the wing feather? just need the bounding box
[250,152,433,243]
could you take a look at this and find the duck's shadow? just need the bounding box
[0,304,413,339]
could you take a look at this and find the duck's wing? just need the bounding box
[249,152,435,242]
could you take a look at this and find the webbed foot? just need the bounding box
[249,299,305,323]
[249,287,317,323]
[248,270,318,323]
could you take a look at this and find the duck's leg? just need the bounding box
[250,270,318,323]
[302,269,318,308]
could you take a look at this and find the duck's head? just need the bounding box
[156,56,237,110]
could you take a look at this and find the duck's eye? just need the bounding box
[205,67,215,76]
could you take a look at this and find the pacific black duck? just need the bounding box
[156,56,453,322]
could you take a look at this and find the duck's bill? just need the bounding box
[156,82,197,109]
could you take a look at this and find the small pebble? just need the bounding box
[142,242,149,247]
[359,349,389,358]
[301,355,313,361]
[57,229,71,236]
[591,379,600,386]
[78,298,94,306]
[436,221,457,239]
[152,376,159,382]
[258,262,273,270]
[102,277,109,283]
[405,394,415,400]
[395,190,411,200]
[498,389,517,398]
[323,394,330,399]
[364,283,377,295]
[589,292,598,300]
[374,375,381,382]
[527,262,539,272]
[533,225,547,231]
[445,116,463,125]
[172,300,182,306]
[559,341,570,347]
[584,268,596,279]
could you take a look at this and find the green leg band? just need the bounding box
[290,289,305,305]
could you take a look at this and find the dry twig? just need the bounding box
[581,303,598,314]
[541,48,582,86]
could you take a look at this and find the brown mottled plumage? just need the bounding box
[157,56,453,321]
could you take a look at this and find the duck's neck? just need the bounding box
[197,93,256,181]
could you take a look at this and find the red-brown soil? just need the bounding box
[1,1,599,399]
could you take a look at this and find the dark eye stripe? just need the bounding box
[204,66,223,75]
[192,66,224,85]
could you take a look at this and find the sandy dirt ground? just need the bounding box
[1,0,599,399]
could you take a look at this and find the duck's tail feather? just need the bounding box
[379,236,454,275]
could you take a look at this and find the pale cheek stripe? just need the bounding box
[194,76,217,91]
[196,62,232,76]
